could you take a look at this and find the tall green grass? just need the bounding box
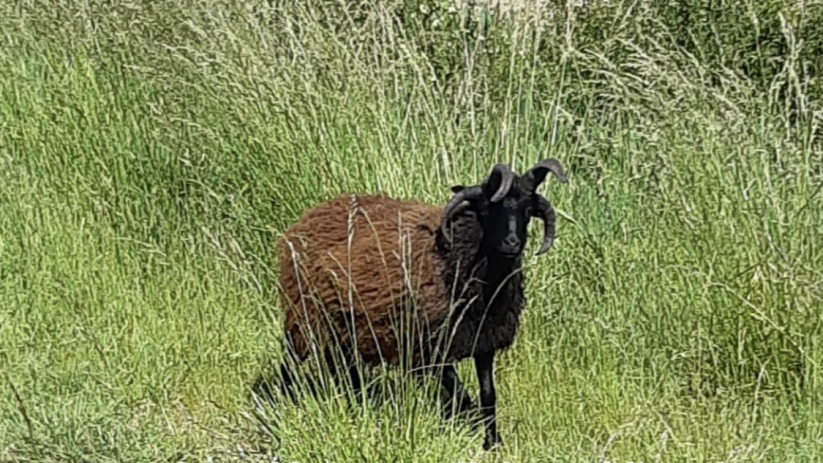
[1,0,821,461]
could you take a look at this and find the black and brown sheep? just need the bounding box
[257,159,568,450]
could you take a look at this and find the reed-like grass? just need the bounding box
[1,0,820,461]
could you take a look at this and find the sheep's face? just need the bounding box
[442,159,568,259]
[479,182,534,259]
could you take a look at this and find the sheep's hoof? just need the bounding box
[455,406,476,422]
[443,398,476,422]
[482,433,503,451]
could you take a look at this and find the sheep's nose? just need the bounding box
[502,234,521,250]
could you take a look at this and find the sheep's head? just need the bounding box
[440,159,568,259]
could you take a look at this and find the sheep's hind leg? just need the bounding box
[323,347,364,403]
[278,340,310,404]
[250,336,307,406]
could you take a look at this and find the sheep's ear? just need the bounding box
[451,185,466,194]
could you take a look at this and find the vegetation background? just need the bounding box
[1,0,821,461]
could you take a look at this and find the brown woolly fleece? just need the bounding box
[277,193,454,367]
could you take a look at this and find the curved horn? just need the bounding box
[485,163,514,202]
[523,158,568,192]
[440,185,483,243]
[533,194,558,255]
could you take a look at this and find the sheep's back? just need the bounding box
[277,194,451,366]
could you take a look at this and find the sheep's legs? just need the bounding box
[250,347,307,406]
[438,365,475,420]
[323,348,363,402]
[278,342,316,403]
[278,361,297,401]
[413,364,474,420]
[474,352,502,450]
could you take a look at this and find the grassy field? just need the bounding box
[1,0,822,462]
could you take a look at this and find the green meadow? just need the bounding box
[1,1,821,461]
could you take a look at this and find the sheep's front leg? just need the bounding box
[412,364,475,420]
[474,352,502,450]
[439,364,475,419]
